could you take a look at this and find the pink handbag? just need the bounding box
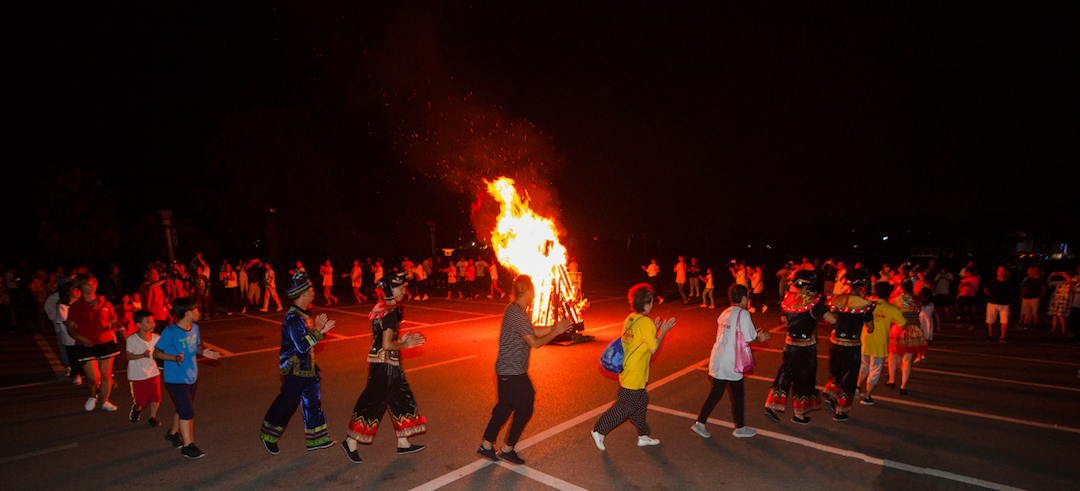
[733,309,755,373]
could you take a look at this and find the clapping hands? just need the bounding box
[315,313,336,334]
[400,332,426,349]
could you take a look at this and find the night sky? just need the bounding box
[9,2,1078,273]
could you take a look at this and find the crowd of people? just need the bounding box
[6,249,1080,463]
[633,254,1080,434]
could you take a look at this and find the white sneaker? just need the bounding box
[761,305,768,313]
[732,427,757,438]
[690,422,711,438]
[84,397,97,411]
[637,435,660,446]
[72,375,82,385]
[590,430,606,451]
[101,402,118,411]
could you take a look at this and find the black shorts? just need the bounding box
[167,383,197,420]
[77,341,120,363]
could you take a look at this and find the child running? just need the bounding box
[127,310,162,426]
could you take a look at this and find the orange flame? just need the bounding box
[485,177,582,326]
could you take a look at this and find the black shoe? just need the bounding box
[129,405,141,423]
[791,416,811,425]
[885,382,895,388]
[499,449,525,465]
[148,417,161,427]
[307,440,336,451]
[899,389,908,396]
[165,431,183,448]
[476,445,500,461]
[341,440,362,464]
[833,413,849,422]
[765,409,780,423]
[181,444,205,459]
[397,444,425,455]
[263,439,280,455]
[860,396,875,406]
[825,396,837,413]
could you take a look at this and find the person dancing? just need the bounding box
[260,271,338,454]
[320,260,338,306]
[823,269,874,421]
[765,270,836,425]
[886,279,926,395]
[342,271,427,463]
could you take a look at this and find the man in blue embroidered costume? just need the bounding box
[822,268,875,421]
[765,270,837,425]
[259,270,337,454]
[342,271,427,464]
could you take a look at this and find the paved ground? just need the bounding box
[2,287,1078,490]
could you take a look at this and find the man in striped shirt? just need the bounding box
[477,275,573,465]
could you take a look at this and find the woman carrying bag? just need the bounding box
[691,284,771,438]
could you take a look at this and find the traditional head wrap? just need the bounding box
[791,270,818,289]
[845,268,871,286]
[376,270,408,300]
[286,270,312,299]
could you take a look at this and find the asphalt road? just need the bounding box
[2,291,1078,490]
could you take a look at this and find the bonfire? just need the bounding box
[484,177,588,336]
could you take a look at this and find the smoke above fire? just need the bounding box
[391,96,566,244]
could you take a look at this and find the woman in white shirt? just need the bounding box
[691,284,771,438]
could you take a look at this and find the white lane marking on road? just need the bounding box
[318,307,371,317]
[500,461,591,491]
[238,313,282,325]
[200,342,233,357]
[33,333,66,379]
[752,347,1080,393]
[400,304,506,316]
[409,358,710,491]
[913,367,1080,393]
[693,367,1080,434]
[409,460,493,491]
[927,347,1080,367]
[405,355,478,373]
[218,314,501,358]
[647,405,1026,491]
[0,442,78,464]
[0,380,63,391]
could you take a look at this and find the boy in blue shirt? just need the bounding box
[155,296,221,459]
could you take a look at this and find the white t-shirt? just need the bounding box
[935,273,953,295]
[674,262,687,283]
[55,302,75,346]
[126,333,161,381]
[919,304,934,342]
[708,306,757,381]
